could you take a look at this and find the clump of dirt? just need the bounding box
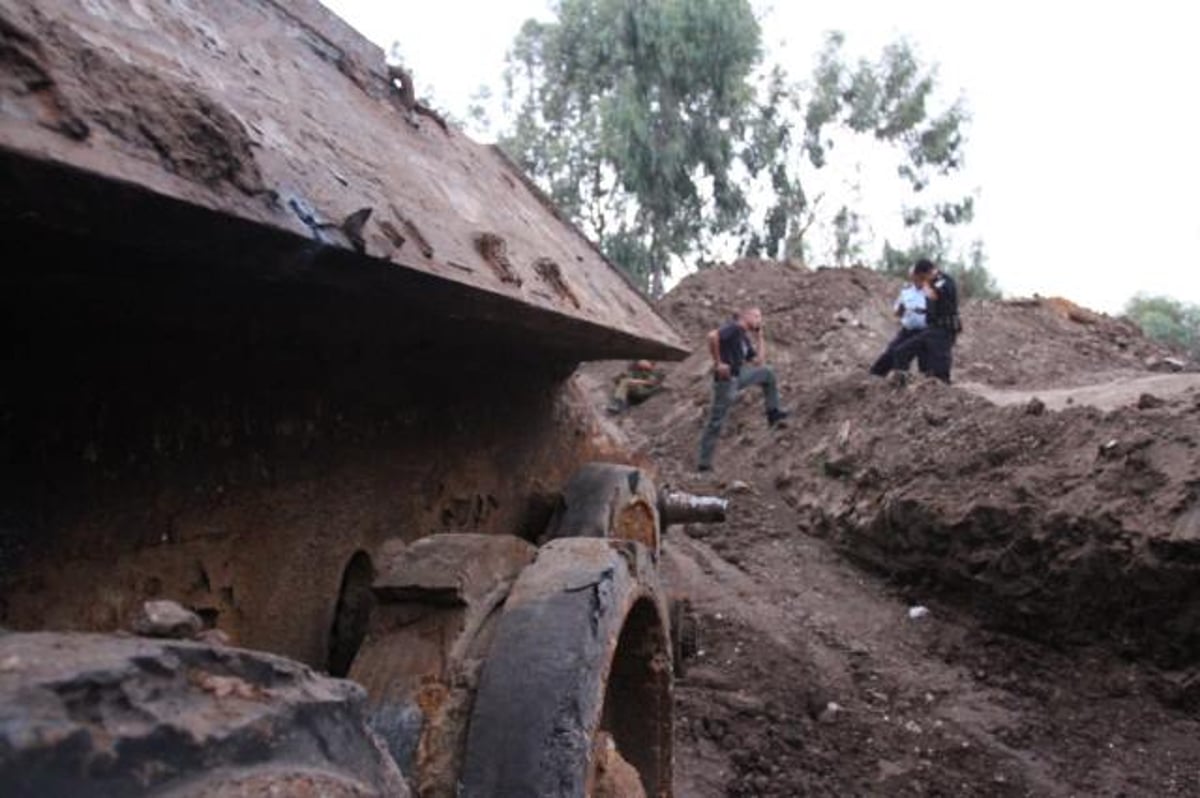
[592,259,1200,795]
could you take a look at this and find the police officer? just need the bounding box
[869,265,929,377]
[891,259,960,382]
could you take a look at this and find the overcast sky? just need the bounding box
[320,0,1199,314]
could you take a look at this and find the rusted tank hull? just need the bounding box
[0,2,689,793]
[0,0,686,360]
[0,280,626,667]
[0,0,686,669]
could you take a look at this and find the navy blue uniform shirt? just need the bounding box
[927,272,959,330]
[717,321,756,377]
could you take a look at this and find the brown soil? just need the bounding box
[587,260,1200,796]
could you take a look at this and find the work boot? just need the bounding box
[767,409,790,428]
[606,399,627,416]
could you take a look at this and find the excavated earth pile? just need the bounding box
[644,260,1200,663]
[589,260,1200,796]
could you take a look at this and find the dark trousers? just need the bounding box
[697,366,781,469]
[869,327,925,377]
[889,326,955,382]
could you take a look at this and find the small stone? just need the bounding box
[921,409,948,427]
[729,480,753,494]
[904,719,923,734]
[131,600,203,640]
[1147,356,1186,373]
[196,628,232,647]
[836,420,852,449]
[1137,392,1165,410]
[908,605,930,620]
[1024,397,1046,416]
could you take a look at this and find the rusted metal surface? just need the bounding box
[0,0,686,361]
[351,534,537,798]
[545,462,663,554]
[461,537,673,798]
[0,632,410,798]
[0,335,628,668]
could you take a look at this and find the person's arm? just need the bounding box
[752,325,767,365]
[708,328,731,379]
[922,275,940,301]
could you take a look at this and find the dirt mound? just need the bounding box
[595,259,1200,795]
[660,260,1186,389]
[589,260,1200,795]
[637,261,1200,662]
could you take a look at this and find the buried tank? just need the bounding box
[0,1,722,795]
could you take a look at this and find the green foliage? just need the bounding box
[1125,294,1200,355]
[878,237,1001,301]
[948,240,1001,301]
[494,6,975,292]
[499,0,761,295]
[750,33,972,265]
[831,205,863,267]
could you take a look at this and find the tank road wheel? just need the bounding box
[460,537,673,798]
[347,534,538,798]
[544,462,662,554]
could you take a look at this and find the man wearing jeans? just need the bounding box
[697,307,789,472]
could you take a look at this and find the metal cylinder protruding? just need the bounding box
[659,491,728,526]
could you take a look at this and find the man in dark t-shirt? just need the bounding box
[697,307,789,472]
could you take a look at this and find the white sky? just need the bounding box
[320,0,1200,313]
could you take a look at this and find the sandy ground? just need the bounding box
[960,372,1200,412]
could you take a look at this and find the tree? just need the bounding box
[879,235,1001,300]
[831,205,863,267]
[494,6,978,293]
[1125,294,1200,355]
[499,0,762,295]
[748,33,973,264]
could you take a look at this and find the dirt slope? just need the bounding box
[587,260,1200,796]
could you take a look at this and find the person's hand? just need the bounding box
[714,363,732,380]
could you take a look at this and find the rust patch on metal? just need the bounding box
[61,26,267,194]
[390,204,433,258]
[0,10,89,140]
[377,218,406,250]
[475,233,523,287]
[615,499,657,550]
[534,257,581,308]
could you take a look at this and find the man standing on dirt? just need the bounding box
[890,259,960,382]
[869,266,929,377]
[697,307,789,472]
